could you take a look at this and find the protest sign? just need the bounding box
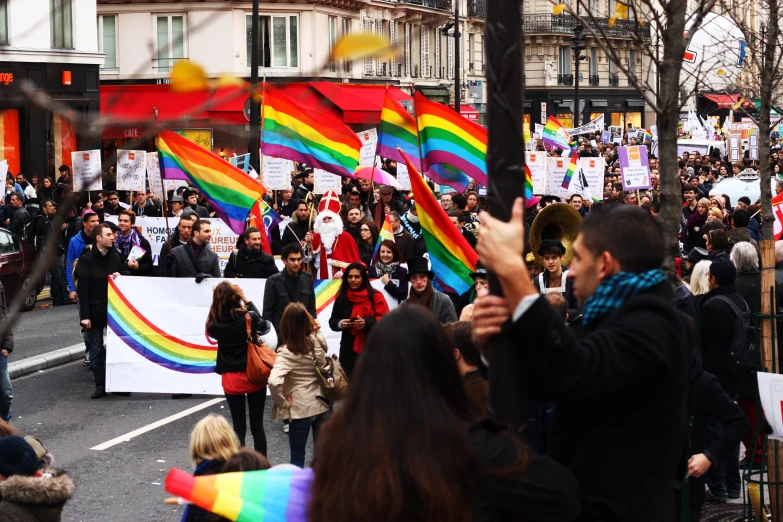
[396,162,411,190]
[546,157,570,199]
[0,160,7,197]
[574,156,605,202]
[261,156,294,191]
[230,154,251,173]
[314,169,342,194]
[757,372,783,442]
[117,150,147,192]
[564,115,604,136]
[729,131,742,162]
[106,277,401,394]
[526,151,547,194]
[357,128,378,167]
[601,131,610,143]
[71,150,102,192]
[145,152,164,201]
[618,146,652,190]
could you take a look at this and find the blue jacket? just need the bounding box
[66,231,90,292]
[747,219,762,241]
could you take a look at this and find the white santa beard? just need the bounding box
[314,215,344,249]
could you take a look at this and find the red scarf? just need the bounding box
[346,288,375,354]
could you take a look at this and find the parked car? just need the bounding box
[0,228,44,311]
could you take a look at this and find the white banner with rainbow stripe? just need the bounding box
[106,276,400,394]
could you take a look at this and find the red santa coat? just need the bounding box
[310,231,363,279]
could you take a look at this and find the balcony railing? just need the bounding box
[608,74,620,86]
[152,57,187,73]
[522,14,651,39]
[377,62,387,76]
[467,0,485,17]
[400,0,452,10]
[557,73,574,86]
[589,74,599,86]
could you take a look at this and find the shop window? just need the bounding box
[589,112,603,122]
[246,14,299,70]
[51,0,73,49]
[556,112,572,122]
[626,112,642,128]
[52,113,76,174]
[155,15,186,72]
[0,0,8,45]
[0,109,21,175]
[98,15,118,70]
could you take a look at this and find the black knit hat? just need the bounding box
[0,436,39,477]
[709,258,737,286]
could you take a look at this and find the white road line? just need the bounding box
[90,398,225,451]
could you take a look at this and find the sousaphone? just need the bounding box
[529,202,583,267]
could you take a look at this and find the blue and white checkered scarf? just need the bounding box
[581,269,667,326]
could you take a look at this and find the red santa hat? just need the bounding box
[317,190,342,220]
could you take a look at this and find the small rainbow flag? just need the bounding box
[542,116,573,151]
[157,130,267,235]
[643,128,652,141]
[372,214,395,263]
[561,151,579,190]
[524,163,533,200]
[262,83,362,178]
[165,467,313,522]
[248,199,282,255]
[400,148,478,294]
[414,92,488,187]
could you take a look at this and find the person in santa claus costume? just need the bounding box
[306,190,362,279]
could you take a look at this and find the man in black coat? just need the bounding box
[263,243,316,338]
[75,223,121,399]
[6,193,29,238]
[223,227,278,279]
[114,210,154,277]
[474,202,691,522]
[165,219,221,279]
[281,202,312,250]
[130,191,161,217]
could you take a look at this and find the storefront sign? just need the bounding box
[172,129,213,152]
[71,150,103,192]
[117,150,147,192]
[0,72,14,86]
[618,146,651,190]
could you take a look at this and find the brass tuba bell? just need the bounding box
[529,202,583,267]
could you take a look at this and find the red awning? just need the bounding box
[309,82,413,124]
[449,104,480,122]
[701,93,752,109]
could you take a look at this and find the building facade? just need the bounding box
[0,0,103,178]
[522,0,652,131]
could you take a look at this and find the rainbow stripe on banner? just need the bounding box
[166,467,313,522]
[107,278,217,374]
[561,151,579,190]
[314,279,341,314]
[157,130,267,235]
[262,84,362,178]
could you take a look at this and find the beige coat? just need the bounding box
[269,332,331,421]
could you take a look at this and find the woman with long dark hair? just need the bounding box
[367,239,408,303]
[206,281,275,456]
[37,177,55,202]
[269,303,332,467]
[311,306,580,522]
[357,222,378,267]
[328,262,389,377]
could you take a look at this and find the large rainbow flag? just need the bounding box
[414,92,488,187]
[262,83,362,178]
[157,130,266,235]
[400,148,478,295]
[166,467,313,522]
[542,116,573,151]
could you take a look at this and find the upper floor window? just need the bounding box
[155,15,186,72]
[558,46,571,75]
[0,0,8,45]
[629,50,636,79]
[246,15,299,69]
[51,0,73,49]
[98,15,118,70]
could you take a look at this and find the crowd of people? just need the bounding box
[0,124,782,521]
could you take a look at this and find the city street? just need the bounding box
[9,301,311,522]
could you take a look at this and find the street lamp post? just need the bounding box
[248,0,261,174]
[454,1,460,114]
[571,23,586,128]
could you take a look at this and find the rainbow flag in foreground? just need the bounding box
[415,92,488,187]
[561,151,579,190]
[400,148,478,295]
[262,83,362,178]
[542,116,573,151]
[372,214,395,263]
[157,130,267,235]
[166,467,312,522]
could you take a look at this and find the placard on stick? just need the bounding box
[71,150,102,192]
[117,150,147,192]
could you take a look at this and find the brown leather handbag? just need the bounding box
[309,334,348,401]
[245,313,276,386]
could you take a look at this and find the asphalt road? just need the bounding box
[13,300,83,360]
[10,360,312,521]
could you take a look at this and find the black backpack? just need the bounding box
[21,211,37,249]
[713,295,756,370]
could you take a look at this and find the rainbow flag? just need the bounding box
[643,128,652,141]
[378,92,421,170]
[561,151,579,190]
[165,467,313,522]
[542,116,573,151]
[426,164,471,194]
[372,214,395,263]
[314,279,341,314]
[524,163,533,200]
[248,199,282,255]
[262,83,362,178]
[400,148,478,294]
[414,92,488,187]
[157,130,266,235]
